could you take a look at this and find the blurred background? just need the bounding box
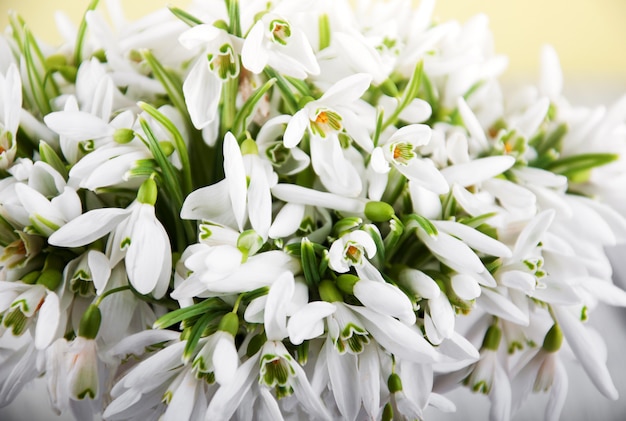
[0,1,625,420]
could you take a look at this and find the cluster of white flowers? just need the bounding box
[1,0,626,420]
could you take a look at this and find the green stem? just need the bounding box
[74,0,100,65]
[94,285,132,306]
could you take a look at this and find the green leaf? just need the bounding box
[363,224,385,267]
[39,141,68,179]
[154,298,229,329]
[183,311,214,362]
[264,68,298,114]
[546,153,618,180]
[74,0,100,65]
[139,102,192,195]
[168,6,204,26]
[141,50,188,123]
[301,238,321,289]
[232,78,276,137]
[382,61,423,130]
[534,123,567,157]
[405,214,438,237]
[318,14,331,50]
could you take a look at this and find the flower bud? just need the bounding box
[241,138,258,155]
[22,270,40,285]
[79,305,102,340]
[542,323,563,353]
[36,269,63,291]
[159,141,175,157]
[113,128,135,144]
[364,201,395,222]
[382,403,394,421]
[387,373,403,393]
[218,312,239,336]
[481,325,502,351]
[319,279,343,302]
[137,177,158,205]
[336,274,359,295]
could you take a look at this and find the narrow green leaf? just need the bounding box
[535,123,567,156]
[363,224,385,267]
[154,298,228,329]
[74,0,100,65]
[457,212,498,229]
[373,106,384,148]
[546,153,618,179]
[406,214,438,237]
[264,68,298,114]
[139,101,192,195]
[168,6,204,26]
[318,14,331,50]
[39,141,68,179]
[141,50,188,122]
[232,78,276,137]
[183,311,214,362]
[382,61,423,130]
[301,238,321,289]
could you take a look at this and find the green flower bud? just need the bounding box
[36,269,63,291]
[58,65,77,83]
[380,78,399,97]
[387,373,403,393]
[78,305,102,340]
[382,403,394,421]
[336,274,359,295]
[542,324,563,353]
[482,325,502,351]
[159,141,175,157]
[218,312,239,336]
[137,177,158,205]
[364,201,395,222]
[241,138,258,155]
[318,279,343,303]
[113,128,135,144]
[21,271,41,285]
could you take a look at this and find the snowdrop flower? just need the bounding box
[464,324,512,421]
[181,132,276,239]
[49,178,171,298]
[511,323,568,421]
[242,12,319,78]
[179,24,242,132]
[369,124,449,199]
[0,64,21,170]
[283,73,373,196]
[191,312,239,386]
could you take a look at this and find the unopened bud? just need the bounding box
[78,304,102,340]
[113,128,135,144]
[318,279,343,303]
[336,274,359,295]
[364,201,395,222]
[542,324,563,353]
[218,312,239,336]
[137,177,157,205]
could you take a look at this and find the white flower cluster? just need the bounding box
[1,0,626,420]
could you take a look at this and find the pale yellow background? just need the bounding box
[1,0,625,81]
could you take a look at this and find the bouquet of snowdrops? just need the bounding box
[1,0,625,420]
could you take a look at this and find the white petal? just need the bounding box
[288,301,336,345]
[553,306,618,400]
[213,334,239,386]
[539,45,563,101]
[398,268,441,299]
[180,180,236,227]
[283,109,309,148]
[354,279,416,325]
[247,160,272,239]
[489,361,512,421]
[435,220,512,258]
[349,305,439,363]
[451,273,481,300]
[428,293,455,339]
[512,209,555,260]
[291,359,332,420]
[183,59,221,129]
[476,288,529,325]
[370,147,390,174]
[224,132,247,231]
[88,250,111,295]
[416,229,485,274]
[512,97,550,139]
[320,73,372,106]
[268,203,305,239]
[241,22,268,74]
[544,358,568,421]
[35,292,60,349]
[264,271,294,341]
[126,205,170,295]
[457,97,488,150]
[396,158,449,194]
[48,208,129,247]
[162,370,197,421]
[44,111,114,140]
[326,343,360,421]
[359,344,381,419]
[205,354,259,421]
[271,184,365,213]
[441,156,516,187]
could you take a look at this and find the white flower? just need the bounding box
[179,24,242,132]
[369,124,449,198]
[242,12,319,78]
[328,230,376,273]
[0,64,21,170]
[49,181,171,298]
